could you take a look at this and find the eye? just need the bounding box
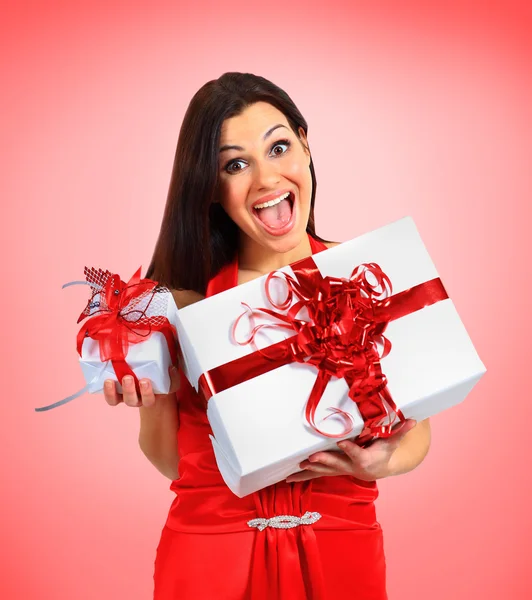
[271,139,291,156]
[223,139,292,174]
[224,158,246,174]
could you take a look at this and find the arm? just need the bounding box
[139,393,180,481]
[138,288,204,481]
[386,417,431,477]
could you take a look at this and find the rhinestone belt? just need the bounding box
[247,511,322,531]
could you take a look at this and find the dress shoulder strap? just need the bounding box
[205,258,238,298]
[308,233,328,253]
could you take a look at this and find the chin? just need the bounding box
[261,228,308,254]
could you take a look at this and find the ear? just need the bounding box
[298,126,311,160]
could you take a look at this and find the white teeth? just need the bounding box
[253,191,291,210]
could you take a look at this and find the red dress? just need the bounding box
[153,234,388,599]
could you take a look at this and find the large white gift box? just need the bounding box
[175,216,487,497]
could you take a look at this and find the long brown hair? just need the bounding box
[146,72,329,295]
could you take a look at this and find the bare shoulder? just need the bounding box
[170,288,205,309]
[323,240,341,249]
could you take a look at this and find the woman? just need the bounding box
[103,72,431,599]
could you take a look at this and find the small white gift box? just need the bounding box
[78,299,179,396]
[175,216,487,497]
[35,268,179,412]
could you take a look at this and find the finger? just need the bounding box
[139,379,156,408]
[167,366,181,395]
[122,376,141,407]
[337,439,367,463]
[298,461,342,476]
[305,451,352,472]
[103,379,122,406]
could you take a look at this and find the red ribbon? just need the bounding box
[76,267,178,395]
[198,255,448,446]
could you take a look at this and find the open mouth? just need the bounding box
[251,191,295,233]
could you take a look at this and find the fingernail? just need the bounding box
[123,376,133,385]
[104,381,114,391]
[338,442,348,450]
[140,380,149,390]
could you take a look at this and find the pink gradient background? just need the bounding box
[3,1,531,598]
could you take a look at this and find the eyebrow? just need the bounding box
[219,124,289,153]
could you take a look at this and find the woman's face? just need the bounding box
[217,101,312,257]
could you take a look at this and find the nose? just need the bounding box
[253,156,281,190]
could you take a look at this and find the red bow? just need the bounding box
[76,266,178,394]
[232,260,401,441]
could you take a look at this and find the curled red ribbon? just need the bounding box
[198,255,448,446]
[76,266,178,395]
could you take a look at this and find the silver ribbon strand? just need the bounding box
[34,362,108,412]
[247,511,322,531]
[34,280,106,412]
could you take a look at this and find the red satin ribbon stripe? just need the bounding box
[76,266,178,394]
[198,255,448,446]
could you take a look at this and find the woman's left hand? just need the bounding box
[285,418,418,483]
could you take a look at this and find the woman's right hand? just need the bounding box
[103,365,181,408]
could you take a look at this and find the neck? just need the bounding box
[238,232,313,275]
